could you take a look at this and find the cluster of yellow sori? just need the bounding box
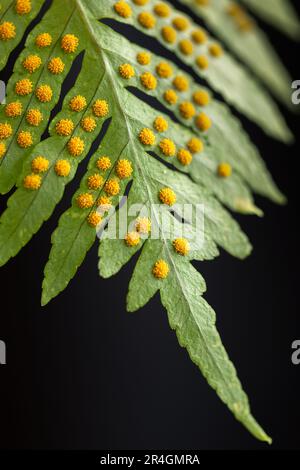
[151,237,191,280]
[118,50,214,139]
[75,154,133,228]
[54,96,110,158]
[0,1,32,40]
[113,1,223,71]
[138,114,206,169]
[125,231,190,281]
[124,216,152,248]
[23,154,49,190]
[226,2,254,32]
[1,31,80,161]
[23,151,72,189]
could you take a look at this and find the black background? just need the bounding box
[0,0,299,451]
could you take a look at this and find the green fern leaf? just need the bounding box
[179,0,294,106]
[0,0,44,69]
[94,0,292,142]
[242,0,300,40]
[0,0,295,443]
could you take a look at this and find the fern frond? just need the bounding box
[0,0,295,443]
[242,0,300,40]
[179,0,295,106]
[94,0,292,142]
[0,0,44,69]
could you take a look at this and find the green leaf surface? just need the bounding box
[179,0,293,107]
[242,0,300,40]
[92,0,293,142]
[100,26,285,206]
[0,0,44,70]
[160,265,271,444]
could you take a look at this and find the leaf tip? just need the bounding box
[235,199,264,217]
[242,413,272,445]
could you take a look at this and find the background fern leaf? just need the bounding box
[179,0,295,106]
[242,0,300,40]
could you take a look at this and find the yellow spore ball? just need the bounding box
[173,75,189,92]
[35,84,53,103]
[96,196,112,211]
[236,16,254,32]
[23,173,41,190]
[114,1,132,18]
[138,12,156,29]
[159,187,176,206]
[35,32,52,48]
[209,43,223,57]
[104,179,120,196]
[179,101,196,119]
[154,116,168,133]
[135,217,151,234]
[187,137,204,154]
[5,101,23,118]
[0,22,16,41]
[173,238,190,256]
[153,2,171,17]
[93,99,109,118]
[0,142,6,159]
[119,63,135,79]
[172,16,189,31]
[87,211,102,227]
[15,0,31,15]
[179,39,193,56]
[125,231,140,247]
[87,173,104,190]
[81,116,97,133]
[191,28,207,44]
[116,159,133,179]
[61,34,79,53]
[193,89,210,106]
[67,137,85,156]
[140,72,157,90]
[69,95,87,112]
[196,55,209,70]
[159,138,176,157]
[48,57,65,74]
[31,156,49,173]
[137,51,151,66]
[218,162,232,178]
[177,148,193,166]
[0,123,13,139]
[55,159,71,177]
[161,25,177,44]
[26,109,43,127]
[227,2,243,17]
[97,156,112,171]
[139,128,156,146]
[196,112,212,131]
[76,193,94,209]
[163,89,178,105]
[23,54,42,73]
[15,78,33,96]
[56,119,74,136]
[17,130,33,148]
[156,61,173,78]
[133,0,149,4]
[152,259,169,279]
